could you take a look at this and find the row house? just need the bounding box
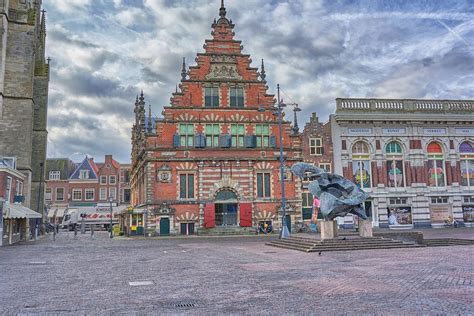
[45,155,127,223]
[332,98,474,228]
[1,157,41,246]
[130,2,303,236]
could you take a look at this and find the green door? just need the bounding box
[160,218,170,236]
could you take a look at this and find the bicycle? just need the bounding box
[294,221,310,233]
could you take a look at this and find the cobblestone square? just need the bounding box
[0,231,473,315]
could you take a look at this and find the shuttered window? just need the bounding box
[231,124,245,147]
[256,124,270,147]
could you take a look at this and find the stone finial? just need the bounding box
[181,57,187,80]
[220,0,226,18]
[292,104,302,135]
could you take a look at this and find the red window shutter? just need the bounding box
[204,203,215,228]
[239,203,252,227]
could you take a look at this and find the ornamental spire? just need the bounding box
[219,0,226,18]
[181,57,187,80]
[260,59,266,82]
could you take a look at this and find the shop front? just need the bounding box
[2,202,42,245]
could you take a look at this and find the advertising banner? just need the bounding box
[462,205,474,223]
[387,206,412,225]
[430,205,452,223]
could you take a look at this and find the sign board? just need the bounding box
[430,205,452,223]
[382,128,406,135]
[348,128,372,135]
[387,207,412,225]
[423,128,446,135]
[462,205,474,222]
[455,128,474,136]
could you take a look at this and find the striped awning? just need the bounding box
[3,203,42,219]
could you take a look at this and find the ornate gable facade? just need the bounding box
[130,1,302,236]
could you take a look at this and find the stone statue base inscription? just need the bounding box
[321,220,338,240]
[359,220,373,237]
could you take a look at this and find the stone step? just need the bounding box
[266,241,421,253]
[271,240,410,250]
[423,238,474,246]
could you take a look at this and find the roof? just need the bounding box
[46,158,77,180]
[3,203,42,219]
[70,157,99,180]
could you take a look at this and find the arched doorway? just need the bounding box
[215,189,238,226]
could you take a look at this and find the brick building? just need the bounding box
[45,155,129,223]
[130,2,303,236]
[0,1,49,219]
[300,112,334,222]
[331,98,474,228]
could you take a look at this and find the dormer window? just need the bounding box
[49,171,60,180]
[205,87,219,107]
[229,87,244,108]
[79,170,90,179]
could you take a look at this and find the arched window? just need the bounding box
[351,141,371,189]
[460,141,474,187]
[215,189,238,201]
[427,142,445,187]
[385,142,404,187]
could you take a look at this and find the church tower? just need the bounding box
[130,1,302,236]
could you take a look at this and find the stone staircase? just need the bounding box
[266,236,424,253]
[197,226,257,236]
[423,238,474,247]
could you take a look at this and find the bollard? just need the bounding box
[56,224,59,234]
[81,217,85,234]
[34,225,38,241]
[91,224,95,239]
[74,224,78,239]
[53,226,56,241]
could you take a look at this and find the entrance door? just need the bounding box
[285,215,291,233]
[160,217,170,236]
[215,203,238,226]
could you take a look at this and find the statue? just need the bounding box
[291,162,369,221]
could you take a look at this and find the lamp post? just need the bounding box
[259,84,298,239]
[0,198,4,247]
[109,197,113,239]
[37,162,44,235]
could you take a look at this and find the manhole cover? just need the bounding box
[128,281,154,286]
[28,261,47,265]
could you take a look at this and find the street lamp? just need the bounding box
[259,84,298,239]
[109,197,113,239]
[0,198,4,247]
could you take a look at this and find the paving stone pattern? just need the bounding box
[0,231,473,315]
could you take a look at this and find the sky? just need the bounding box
[42,0,474,163]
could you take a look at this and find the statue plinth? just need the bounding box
[359,220,373,237]
[320,220,338,240]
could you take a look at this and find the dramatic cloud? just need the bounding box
[43,0,474,163]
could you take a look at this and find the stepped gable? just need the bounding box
[169,0,273,110]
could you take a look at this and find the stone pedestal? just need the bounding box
[320,220,338,240]
[359,220,373,237]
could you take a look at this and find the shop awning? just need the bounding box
[47,207,67,218]
[3,203,42,219]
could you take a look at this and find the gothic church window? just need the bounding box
[205,87,219,107]
[386,141,404,188]
[179,124,195,147]
[427,142,445,187]
[460,141,474,187]
[229,87,244,107]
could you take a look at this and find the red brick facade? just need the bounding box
[301,113,333,172]
[131,3,303,235]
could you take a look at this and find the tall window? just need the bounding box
[16,180,23,196]
[49,171,60,180]
[5,177,12,202]
[100,188,107,201]
[302,192,313,220]
[255,124,270,147]
[85,189,95,201]
[109,187,117,200]
[179,124,194,147]
[386,141,404,187]
[179,174,194,199]
[460,141,474,187]
[72,189,82,201]
[427,142,445,187]
[109,175,116,185]
[205,124,220,147]
[231,124,245,147]
[45,188,52,201]
[100,176,107,185]
[56,188,64,201]
[205,87,219,107]
[352,141,371,189]
[256,172,271,198]
[309,138,323,155]
[229,87,244,108]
